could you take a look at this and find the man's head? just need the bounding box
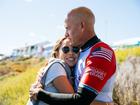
[65,7,96,47]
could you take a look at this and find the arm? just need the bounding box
[36,46,116,105]
[30,67,45,88]
[37,86,97,105]
[29,67,45,99]
[53,76,74,93]
[30,62,74,100]
[45,62,74,93]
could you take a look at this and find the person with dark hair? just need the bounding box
[30,7,116,105]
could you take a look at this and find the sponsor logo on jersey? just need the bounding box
[86,67,107,80]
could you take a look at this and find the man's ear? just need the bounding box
[81,21,85,31]
[81,21,84,28]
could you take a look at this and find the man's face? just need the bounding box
[64,16,82,47]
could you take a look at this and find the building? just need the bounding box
[11,41,53,58]
[111,37,140,49]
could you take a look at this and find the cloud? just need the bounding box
[24,0,33,3]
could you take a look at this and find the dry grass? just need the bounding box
[0,47,140,105]
[0,57,46,105]
[113,57,140,105]
[113,47,140,105]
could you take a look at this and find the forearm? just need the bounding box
[37,87,97,105]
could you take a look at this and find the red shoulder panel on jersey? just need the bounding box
[79,42,116,93]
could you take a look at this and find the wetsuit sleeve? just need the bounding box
[37,46,116,105]
[37,86,97,105]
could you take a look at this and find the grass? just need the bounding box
[0,47,140,105]
[0,57,45,105]
[114,47,140,105]
[0,67,38,105]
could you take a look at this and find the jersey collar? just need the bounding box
[81,35,101,52]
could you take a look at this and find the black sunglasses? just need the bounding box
[62,46,79,54]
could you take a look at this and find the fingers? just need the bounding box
[29,87,43,100]
[30,83,42,92]
[29,90,37,100]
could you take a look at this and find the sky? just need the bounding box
[0,0,140,55]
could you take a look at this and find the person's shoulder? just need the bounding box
[89,42,114,56]
[46,59,66,74]
[43,58,64,72]
[91,41,112,50]
[49,58,64,63]
[47,58,64,66]
[48,58,70,71]
[88,41,115,62]
[48,58,69,71]
[49,58,71,76]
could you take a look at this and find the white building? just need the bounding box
[112,37,140,49]
[11,41,53,58]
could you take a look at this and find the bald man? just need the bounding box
[32,7,116,105]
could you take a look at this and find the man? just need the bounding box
[31,7,116,105]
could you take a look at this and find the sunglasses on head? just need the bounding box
[62,46,79,54]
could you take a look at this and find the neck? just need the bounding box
[81,31,96,47]
[81,35,100,51]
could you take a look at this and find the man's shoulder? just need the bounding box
[88,41,115,62]
[89,41,114,54]
[91,41,112,50]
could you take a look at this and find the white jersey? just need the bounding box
[74,36,116,102]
